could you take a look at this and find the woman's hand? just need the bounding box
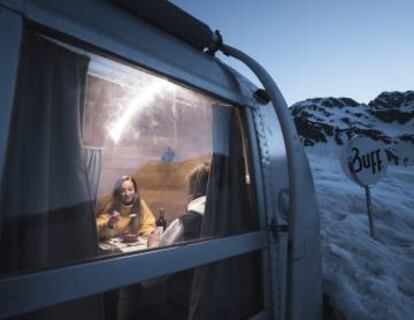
[107,211,120,229]
[147,230,161,248]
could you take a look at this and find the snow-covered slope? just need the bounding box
[291,91,414,165]
[308,153,414,320]
[290,91,413,318]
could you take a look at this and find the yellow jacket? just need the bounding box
[97,199,155,240]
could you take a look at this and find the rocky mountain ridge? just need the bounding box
[291,91,414,165]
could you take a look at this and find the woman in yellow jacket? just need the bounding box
[96,175,155,240]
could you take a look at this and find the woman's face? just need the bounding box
[121,180,136,205]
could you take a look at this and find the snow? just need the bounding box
[307,150,414,319]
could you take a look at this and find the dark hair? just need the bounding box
[186,162,210,201]
[110,175,141,215]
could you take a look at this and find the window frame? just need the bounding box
[0,5,273,319]
[0,232,267,318]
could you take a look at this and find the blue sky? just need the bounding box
[172,0,414,106]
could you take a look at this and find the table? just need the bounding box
[99,236,148,253]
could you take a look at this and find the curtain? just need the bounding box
[82,147,102,204]
[0,32,103,320]
[189,106,262,319]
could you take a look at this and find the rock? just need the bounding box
[290,91,414,165]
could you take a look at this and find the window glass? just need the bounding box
[85,55,257,256]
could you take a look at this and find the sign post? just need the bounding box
[364,185,374,238]
[340,136,388,239]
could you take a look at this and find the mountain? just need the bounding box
[290,91,414,165]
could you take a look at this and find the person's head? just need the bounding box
[113,175,140,207]
[186,162,210,201]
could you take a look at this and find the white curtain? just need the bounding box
[82,147,103,204]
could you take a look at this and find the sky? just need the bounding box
[172,0,414,106]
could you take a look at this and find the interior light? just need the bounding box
[108,78,173,144]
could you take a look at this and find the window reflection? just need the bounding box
[86,62,256,255]
[85,53,257,254]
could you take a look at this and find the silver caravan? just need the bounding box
[0,1,322,319]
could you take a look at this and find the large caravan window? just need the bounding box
[84,55,257,254]
[0,32,263,319]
